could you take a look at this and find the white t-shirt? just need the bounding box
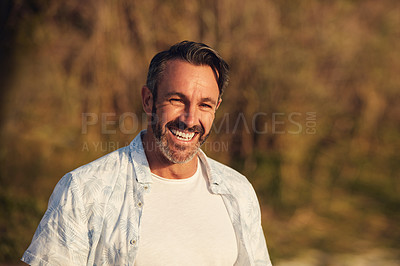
[135,159,238,265]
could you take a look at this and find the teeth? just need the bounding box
[170,128,195,141]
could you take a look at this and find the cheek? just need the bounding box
[157,106,181,124]
[201,113,216,131]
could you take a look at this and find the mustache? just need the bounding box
[166,120,204,135]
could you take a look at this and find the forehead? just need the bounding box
[158,60,219,98]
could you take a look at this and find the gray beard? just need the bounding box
[151,108,209,164]
[154,132,200,164]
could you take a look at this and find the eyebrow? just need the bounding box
[201,97,217,105]
[164,92,217,106]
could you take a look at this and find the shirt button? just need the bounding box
[137,202,143,207]
[130,239,136,245]
[143,185,149,190]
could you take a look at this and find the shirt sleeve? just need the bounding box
[22,173,90,265]
[248,185,273,266]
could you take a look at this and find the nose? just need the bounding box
[180,104,199,129]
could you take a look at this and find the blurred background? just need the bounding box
[1,0,399,265]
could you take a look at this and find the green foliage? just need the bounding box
[0,190,43,262]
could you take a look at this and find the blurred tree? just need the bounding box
[1,0,399,264]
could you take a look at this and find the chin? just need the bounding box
[162,142,200,164]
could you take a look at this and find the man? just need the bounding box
[22,41,272,265]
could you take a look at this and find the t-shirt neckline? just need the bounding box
[150,158,201,183]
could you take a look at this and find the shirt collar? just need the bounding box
[129,130,153,184]
[197,149,222,186]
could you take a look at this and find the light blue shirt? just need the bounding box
[22,131,272,265]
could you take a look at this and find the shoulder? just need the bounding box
[69,145,132,185]
[71,146,131,176]
[206,157,255,194]
[52,146,134,207]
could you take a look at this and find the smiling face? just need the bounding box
[145,59,221,164]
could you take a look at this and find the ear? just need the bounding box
[142,86,153,115]
[216,98,222,110]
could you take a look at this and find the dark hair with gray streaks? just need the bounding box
[146,41,229,101]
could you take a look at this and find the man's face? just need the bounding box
[151,59,220,164]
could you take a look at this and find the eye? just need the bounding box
[200,103,212,109]
[169,98,183,104]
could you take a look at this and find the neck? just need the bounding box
[142,130,198,179]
